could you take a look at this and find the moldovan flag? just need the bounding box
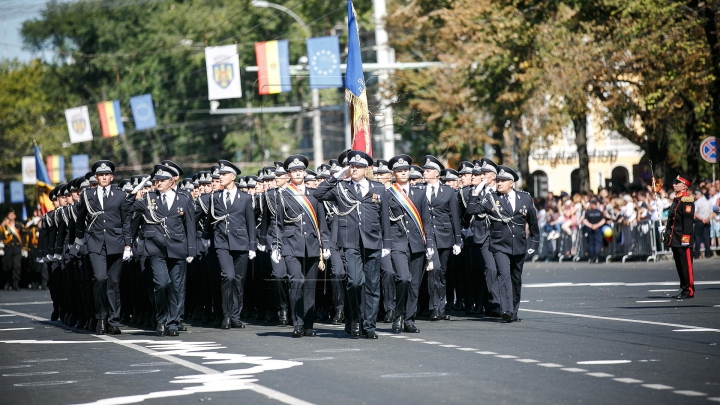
[255,40,291,95]
[65,106,93,143]
[97,100,125,137]
[205,44,243,100]
[46,155,66,184]
[345,0,371,156]
[34,142,54,214]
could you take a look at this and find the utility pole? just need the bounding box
[373,0,396,160]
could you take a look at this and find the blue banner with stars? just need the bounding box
[306,36,342,89]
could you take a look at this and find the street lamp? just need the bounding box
[252,1,323,165]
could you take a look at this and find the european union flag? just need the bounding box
[307,36,343,89]
[129,94,157,131]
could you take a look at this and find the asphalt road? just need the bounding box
[1,257,719,405]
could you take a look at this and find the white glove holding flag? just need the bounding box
[452,245,461,255]
[323,249,331,260]
[122,249,133,261]
[334,166,350,179]
[271,249,281,264]
[426,248,434,260]
[381,249,390,258]
[186,256,194,263]
[257,244,266,252]
[248,250,256,260]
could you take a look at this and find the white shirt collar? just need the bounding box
[160,188,176,207]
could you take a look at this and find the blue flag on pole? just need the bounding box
[345,0,366,98]
[0,182,4,204]
[71,155,90,178]
[22,204,27,222]
[10,181,24,203]
[129,94,158,131]
[307,36,343,89]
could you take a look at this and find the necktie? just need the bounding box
[103,187,109,199]
[355,183,361,196]
[162,193,167,208]
[430,186,435,203]
[225,191,230,207]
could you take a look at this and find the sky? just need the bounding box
[0,0,69,62]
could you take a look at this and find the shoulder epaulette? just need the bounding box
[517,190,531,195]
[681,196,694,203]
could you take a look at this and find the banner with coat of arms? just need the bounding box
[205,44,242,100]
[64,105,93,143]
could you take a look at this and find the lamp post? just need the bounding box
[252,0,323,166]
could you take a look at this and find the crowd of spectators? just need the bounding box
[532,179,720,262]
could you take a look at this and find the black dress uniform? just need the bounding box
[387,155,437,333]
[1,211,24,291]
[663,176,696,299]
[74,160,131,334]
[128,165,197,336]
[466,166,539,322]
[268,155,331,337]
[314,150,392,339]
[422,156,462,321]
[41,189,62,320]
[209,160,257,329]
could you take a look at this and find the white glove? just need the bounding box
[334,166,350,179]
[0,250,4,256]
[472,180,487,196]
[36,257,43,263]
[452,245,461,255]
[426,248,434,259]
[658,225,666,233]
[46,254,52,261]
[0,242,3,248]
[74,237,86,246]
[54,254,62,260]
[527,249,535,255]
[122,249,133,261]
[271,249,281,264]
[186,256,194,263]
[426,260,434,271]
[323,249,331,260]
[381,249,390,258]
[257,244,266,252]
[202,239,211,247]
[22,250,28,258]
[248,250,256,260]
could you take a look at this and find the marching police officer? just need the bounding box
[422,155,462,321]
[268,155,331,337]
[74,160,131,335]
[387,155,436,333]
[315,150,391,339]
[128,165,196,336]
[660,175,696,299]
[466,166,539,323]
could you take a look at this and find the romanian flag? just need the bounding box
[255,40,291,95]
[345,0,371,156]
[45,155,65,184]
[97,100,125,137]
[34,143,54,214]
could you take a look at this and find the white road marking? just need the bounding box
[120,329,144,333]
[105,370,161,375]
[495,355,518,359]
[577,360,631,365]
[287,357,334,361]
[524,281,720,288]
[0,365,32,369]
[0,314,17,317]
[613,378,643,384]
[537,363,563,368]
[648,289,677,292]
[456,348,477,351]
[0,301,53,306]
[381,373,450,378]
[2,371,58,377]
[586,372,615,378]
[131,362,173,367]
[390,335,408,338]
[642,384,674,390]
[0,327,33,331]
[0,309,314,405]
[1,340,109,344]
[561,368,587,372]
[673,390,706,396]
[315,349,362,353]
[14,381,76,387]
[707,397,720,402]
[439,344,459,348]
[715,305,720,308]
[22,358,68,362]
[0,321,16,324]
[672,329,720,332]
[406,338,425,342]
[520,300,529,303]
[476,351,497,355]
[519,308,720,332]
[515,359,540,363]
[636,300,671,303]
[422,341,442,345]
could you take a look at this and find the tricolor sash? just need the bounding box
[286,184,320,236]
[3,223,21,242]
[389,184,426,243]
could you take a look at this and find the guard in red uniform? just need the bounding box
[661,175,695,299]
